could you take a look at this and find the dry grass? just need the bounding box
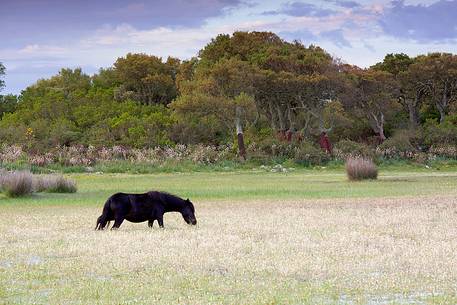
[0,170,33,197]
[1,195,457,304]
[34,175,77,193]
[0,171,77,196]
[346,157,378,181]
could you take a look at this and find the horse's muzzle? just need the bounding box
[186,218,197,225]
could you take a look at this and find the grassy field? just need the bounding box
[1,170,457,304]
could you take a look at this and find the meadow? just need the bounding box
[1,170,457,304]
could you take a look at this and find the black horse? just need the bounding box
[95,191,197,230]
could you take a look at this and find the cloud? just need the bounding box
[4,0,456,94]
[263,2,337,17]
[336,1,361,9]
[0,0,245,47]
[327,0,361,9]
[279,29,318,43]
[320,29,352,47]
[379,0,457,42]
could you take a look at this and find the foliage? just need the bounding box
[334,140,375,160]
[0,32,456,160]
[345,157,378,181]
[0,94,18,119]
[293,141,330,166]
[0,62,5,92]
[423,116,457,146]
[376,130,417,159]
[0,73,174,149]
[113,54,179,105]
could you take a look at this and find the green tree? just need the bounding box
[0,94,18,119]
[113,53,179,105]
[171,57,257,158]
[372,53,426,128]
[0,62,5,92]
[345,68,400,142]
[416,53,457,123]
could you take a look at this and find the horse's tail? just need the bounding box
[95,198,112,230]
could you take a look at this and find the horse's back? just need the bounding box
[111,192,158,220]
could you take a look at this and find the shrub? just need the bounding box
[333,140,375,160]
[376,131,417,159]
[428,145,457,159]
[0,170,33,197]
[423,118,457,146]
[293,142,330,166]
[345,157,378,181]
[0,144,25,163]
[35,175,77,193]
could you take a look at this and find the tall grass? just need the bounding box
[345,157,378,181]
[1,170,77,197]
[35,175,77,193]
[0,170,34,197]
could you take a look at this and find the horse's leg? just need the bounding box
[157,215,164,228]
[148,219,154,228]
[111,217,125,230]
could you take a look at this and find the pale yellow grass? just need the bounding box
[1,196,457,304]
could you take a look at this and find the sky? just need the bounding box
[1,0,457,94]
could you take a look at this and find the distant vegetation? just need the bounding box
[1,31,457,168]
[345,157,378,181]
[0,169,76,197]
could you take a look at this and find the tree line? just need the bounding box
[1,31,456,158]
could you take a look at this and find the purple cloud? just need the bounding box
[320,29,351,48]
[279,29,318,44]
[380,0,457,42]
[264,2,336,17]
[327,0,361,9]
[0,0,243,46]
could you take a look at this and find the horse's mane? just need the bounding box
[149,190,192,209]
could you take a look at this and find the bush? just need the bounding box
[345,157,378,181]
[376,131,416,159]
[34,175,77,193]
[333,140,375,160]
[423,118,457,146]
[293,142,330,166]
[0,170,33,197]
[428,145,457,159]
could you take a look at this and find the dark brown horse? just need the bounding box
[95,191,197,230]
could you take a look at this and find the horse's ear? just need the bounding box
[186,198,190,202]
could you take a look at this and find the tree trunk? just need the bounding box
[407,102,419,128]
[276,104,286,132]
[268,102,277,131]
[235,107,246,160]
[437,102,446,123]
[436,81,449,123]
[287,103,296,131]
[371,112,386,143]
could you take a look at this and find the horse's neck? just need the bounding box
[163,199,183,213]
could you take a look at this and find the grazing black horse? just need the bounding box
[95,191,197,230]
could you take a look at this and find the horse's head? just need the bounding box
[181,198,197,225]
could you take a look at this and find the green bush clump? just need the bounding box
[293,142,330,166]
[377,131,416,159]
[424,117,457,146]
[334,140,375,160]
